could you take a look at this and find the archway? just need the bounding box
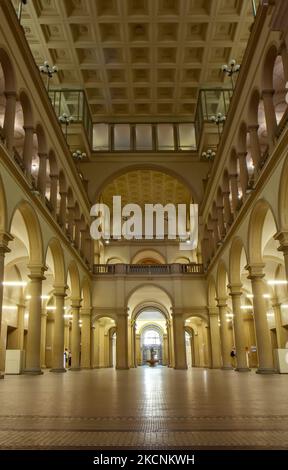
[136,309,168,366]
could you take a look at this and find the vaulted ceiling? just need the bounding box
[14,0,256,120]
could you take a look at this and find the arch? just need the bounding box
[131,249,166,265]
[0,47,16,93]
[35,123,47,155]
[93,163,199,203]
[0,173,8,232]
[229,237,248,285]
[19,90,34,128]
[67,260,80,299]
[247,88,261,126]
[106,257,124,264]
[279,154,288,229]
[132,302,170,322]
[45,237,65,286]
[262,43,279,90]
[81,276,91,308]
[248,199,279,265]
[126,282,174,311]
[9,200,44,265]
[216,260,229,299]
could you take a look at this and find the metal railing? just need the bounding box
[93,263,204,275]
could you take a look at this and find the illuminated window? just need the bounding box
[143,329,161,346]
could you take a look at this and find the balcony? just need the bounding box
[93,263,204,275]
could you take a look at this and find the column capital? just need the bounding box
[53,285,67,297]
[28,264,47,280]
[38,152,48,159]
[237,151,247,158]
[248,124,259,132]
[262,88,275,97]
[4,91,17,99]
[274,231,288,251]
[50,173,58,180]
[245,263,265,279]
[80,307,92,317]
[216,297,228,308]
[70,297,82,309]
[0,231,13,253]
[23,125,35,133]
[208,306,219,316]
[228,283,243,296]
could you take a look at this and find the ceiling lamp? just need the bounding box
[221,59,241,90]
[202,149,216,161]
[39,61,58,92]
[59,113,74,140]
[210,113,226,141]
[72,150,86,161]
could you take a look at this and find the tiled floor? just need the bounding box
[0,367,288,449]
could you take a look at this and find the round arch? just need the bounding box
[131,249,166,265]
[0,173,7,232]
[0,46,16,93]
[131,302,170,322]
[126,282,174,312]
[262,43,279,90]
[93,163,200,203]
[67,260,80,299]
[248,199,279,265]
[229,237,248,285]
[279,156,288,229]
[216,260,229,299]
[45,237,65,286]
[9,200,44,265]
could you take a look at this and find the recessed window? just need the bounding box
[178,123,196,150]
[157,124,175,150]
[93,123,109,151]
[135,124,153,150]
[114,124,131,150]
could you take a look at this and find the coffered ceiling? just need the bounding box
[101,170,192,208]
[14,0,256,120]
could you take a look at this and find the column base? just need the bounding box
[23,368,43,375]
[0,373,4,379]
[69,367,81,371]
[174,366,188,370]
[256,368,276,374]
[50,368,67,373]
[235,367,251,372]
[116,366,129,370]
[221,366,233,370]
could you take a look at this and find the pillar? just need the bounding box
[229,173,239,214]
[223,191,233,228]
[217,299,233,370]
[67,205,75,241]
[50,286,66,372]
[23,126,34,176]
[80,308,91,368]
[274,232,288,282]
[59,190,67,228]
[92,321,100,368]
[16,302,25,350]
[70,298,81,370]
[0,233,13,377]
[280,43,288,82]
[3,92,16,152]
[116,311,129,370]
[50,174,58,217]
[238,152,249,197]
[24,265,46,375]
[247,264,275,373]
[229,284,250,371]
[271,299,287,348]
[130,320,137,368]
[40,310,47,368]
[216,202,226,239]
[37,153,47,197]
[208,307,222,368]
[172,312,187,369]
[248,125,261,169]
[262,89,277,151]
[74,218,81,249]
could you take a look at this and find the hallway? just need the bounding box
[0,368,287,449]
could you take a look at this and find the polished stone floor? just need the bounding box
[0,367,288,449]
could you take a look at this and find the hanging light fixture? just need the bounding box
[221,59,241,90]
[39,61,58,92]
[59,113,74,140]
[210,113,226,141]
[202,149,216,161]
[17,0,28,23]
[72,150,86,161]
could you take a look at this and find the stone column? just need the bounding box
[229,173,239,214]
[130,320,137,368]
[216,203,226,239]
[217,299,233,370]
[223,191,233,228]
[74,218,81,249]
[92,321,100,368]
[0,233,13,377]
[3,92,16,152]
[208,307,222,368]
[262,89,277,151]
[80,308,91,368]
[116,311,129,370]
[274,232,288,282]
[16,301,25,350]
[229,284,250,371]
[271,299,287,348]
[238,152,249,197]
[70,298,81,370]
[211,217,220,245]
[49,174,58,217]
[59,191,67,228]
[248,125,261,169]
[280,43,288,82]
[23,126,34,177]
[67,205,75,241]
[51,286,66,372]
[24,265,46,375]
[172,312,187,369]
[247,264,275,373]
[37,153,47,197]
[40,310,47,368]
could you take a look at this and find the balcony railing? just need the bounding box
[93,263,204,275]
